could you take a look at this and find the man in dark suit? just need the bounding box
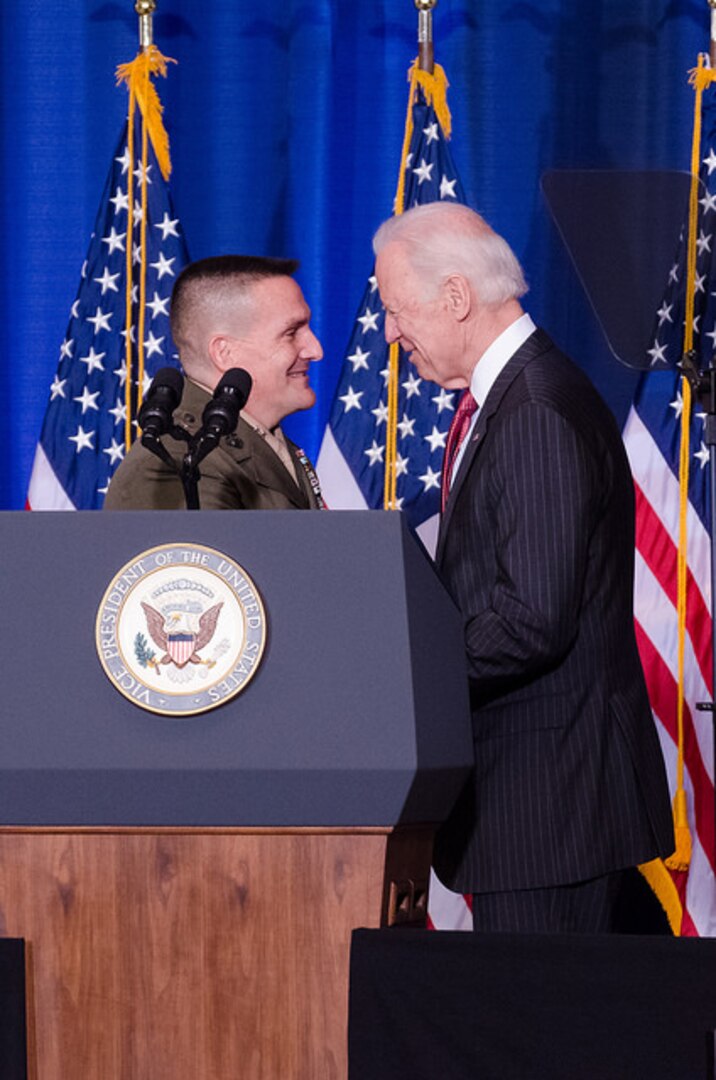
[374,202,674,933]
[104,254,324,510]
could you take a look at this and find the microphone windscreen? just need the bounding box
[150,366,184,404]
[215,367,252,407]
[138,366,184,441]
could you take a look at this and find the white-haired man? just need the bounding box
[104,254,324,510]
[374,202,674,933]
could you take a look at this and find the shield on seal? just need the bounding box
[167,632,195,667]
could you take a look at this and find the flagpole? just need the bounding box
[136,0,156,49]
[705,3,716,863]
[681,7,716,874]
[384,0,443,509]
[384,1,439,508]
[416,0,437,74]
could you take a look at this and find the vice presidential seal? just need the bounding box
[96,543,267,717]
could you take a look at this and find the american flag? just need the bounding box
[316,69,467,558]
[316,65,473,930]
[27,78,188,510]
[622,62,716,936]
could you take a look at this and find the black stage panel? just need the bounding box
[349,929,716,1080]
[0,939,27,1080]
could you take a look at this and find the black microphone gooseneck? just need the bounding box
[138,367,187,475]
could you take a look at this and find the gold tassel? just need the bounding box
[412,62,452,139]
[665,788,693,873]
[688,56,716,94]
[638,858,682,935]
[116,44,176,181]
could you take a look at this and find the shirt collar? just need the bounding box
[470,312,536,405]
[242,408,282,439]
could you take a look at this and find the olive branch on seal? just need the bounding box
[134,632,161,674]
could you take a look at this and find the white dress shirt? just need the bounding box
[450,312,536,485]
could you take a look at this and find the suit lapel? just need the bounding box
[436,329,552,563]
[226,421,311,509]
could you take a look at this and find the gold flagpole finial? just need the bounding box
[415,0,437,73]
[135,0,156,49]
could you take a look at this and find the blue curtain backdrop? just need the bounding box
[0,0,706,509]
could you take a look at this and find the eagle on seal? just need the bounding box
[141,601,223,669]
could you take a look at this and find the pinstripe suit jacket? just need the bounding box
[432,328,674,894]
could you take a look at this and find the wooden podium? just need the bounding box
[0,511,472,1079]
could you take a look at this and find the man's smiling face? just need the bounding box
[225,275,323,429]
[375,241,466,389]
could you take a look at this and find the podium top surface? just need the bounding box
[0,510,472,827]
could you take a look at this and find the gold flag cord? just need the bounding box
[638,53,716,932]
[138,89,150,407]
[668,54,716,872]
[123,88,136,451]
[383,60,452,509]
[115,45,175,450]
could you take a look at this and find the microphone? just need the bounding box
[138,367,184,442]
[197,368,252,455]
[181,368,252,506]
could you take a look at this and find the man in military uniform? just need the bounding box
[104,254,324,511]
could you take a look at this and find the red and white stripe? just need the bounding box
[26,444,75,510]
[624,406,716,936]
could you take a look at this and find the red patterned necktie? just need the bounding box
[441,390,478,512]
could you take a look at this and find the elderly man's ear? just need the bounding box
[443,274,472,322]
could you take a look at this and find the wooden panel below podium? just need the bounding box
[0,828,433,1080]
